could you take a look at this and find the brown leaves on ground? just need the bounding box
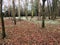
[0,19,60,45]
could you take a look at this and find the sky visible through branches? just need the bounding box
[2,0,52,12]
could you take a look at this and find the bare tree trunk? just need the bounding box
[42,0,46,28]
[51,0,58,20]
[8,0,11,19]
[18,0,21,20]
[12,0,16,25]
[4,5,7,17]
[47,0,51,19]
[54,0,58,19]
[30,0,34,21]
[0,0,6,39]
[38,0,41,20]
[25,0,28,20]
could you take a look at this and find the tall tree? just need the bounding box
[42,0,46,28]
[37,0,41,20]
[47,0,51,19]
[12,0,16,25]
[4,5,7,17]
[8,0,11,19]
[30,0,34,20]
[18,0,21,20]
[0,0,6,39]
[25,0,28,20]
[57,0,60,16]
[51,0,58,20]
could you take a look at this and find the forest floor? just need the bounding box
[0,17,60,45]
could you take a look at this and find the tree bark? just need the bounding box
[47,0,51,19]
[18,0,21,20]
[42,0,46,28]
[30,0,34,20]
[12,0,16,25]
[0,0,6,39]
[25,0,28,20]
[51,0,58,20]
[38,0,41,20]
